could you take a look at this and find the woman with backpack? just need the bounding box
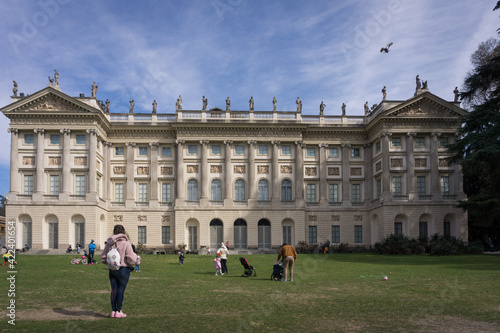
[101,224,141,318]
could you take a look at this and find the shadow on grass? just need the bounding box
[53,308,108,318]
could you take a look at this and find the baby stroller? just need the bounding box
[239,257,256,277]
[271,261,283,281]
[83,250,97,265]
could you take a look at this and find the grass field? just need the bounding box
[2,253,500,332]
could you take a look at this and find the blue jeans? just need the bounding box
[109,268,130,312]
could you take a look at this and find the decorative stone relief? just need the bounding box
[114,215,123,222]
[439,159,449,167]
[138,215,147,222]
[22,156,35,165]
[257,165,269,174]
[415,158,427,167]
[354,215,363,221]
[391,158,403,168]
[161,167,173,175]
[24,96,73,112]
[161,215,171,222]
[187,165,199,173]
[137,167,149,175]
[308,215,317,221]
[48,156,61,166]
[96,160,101,170]
[113,166,125,174]
[210,165,222,173]
[281,165,292,174]
[331,215,340,222]
[328,167,340,176]
[74,157,87,166]
[350,168,362,176]
[376,161,381,172]
[305,167,317,176]
[234,165,245,174]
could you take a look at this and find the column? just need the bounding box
[430,132,442,200]
[294,140,304,207]
[363,143,372,202]
[380,133,392,200]
[247,140,257,205]
[149,142,159,207]
[33,128,45,201]
[57,128,71,201]
[200,140,209,207]
[341,143,351,206]
[104,142,113,201]
[319,143,328,207]
[223,140,233,206]
[86,129,97,201]
[271,140,280,204]
[8,128,19,197]
[175,140,185,205]
[125,142,136,207]
[406,132,416,200]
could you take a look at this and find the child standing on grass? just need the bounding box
[131,244,141,272]
[178,250,185,265]
[214,257,222,275]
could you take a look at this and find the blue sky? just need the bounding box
[0,0,498,199]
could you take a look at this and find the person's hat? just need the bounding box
[91,240,94,242]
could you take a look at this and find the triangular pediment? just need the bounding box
[384,92,467,118]
[1,86,100,114]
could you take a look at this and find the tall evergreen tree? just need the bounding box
[448,3,500,242]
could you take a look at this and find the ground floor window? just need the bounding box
[283,226,292,245]
[394,222,402,236]
[444,221,451,237]
[331,225,340,243]
[23,222,32,249]
[234,219,247,249]
[189,225,198,251]
[258,219,271,249]
[308,226,317,244]
[419,222,428,238]
[138,226,147,244]
[162,226,170,244]
[354,225,363,243]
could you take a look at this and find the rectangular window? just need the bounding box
[211,145,220,155]
[24,175,34,195]
[75,175,86,195]
[115,183,124,202]
[188,145,197,154]
[258,145,268,155]
[139,147,148,156]
[281,145,291,155]
[419,222,428,238]
[332,225,340,243]
[329,184,338,202]
[76,135,86,145]
[376,141,381,152]
[415,137,425,147]
[352,184,361,202]
[235,145,244,155]
[306,148,315,157]
[394,222,403,235]
[162,183,171,202]
[417,176,426,195]
[329,148,338,157]
[354,225,363,243]
[115,147,124,156]
[138,226,147,244]
[308,226,317,244]
[376,179,381,198]
[441,176,450,195]
[138,183,148,202]
[50,134,60,145]
[96,177,100,198]
[162,226,171,244]
[24,134,34,144]
[306,184,316,202]
[162,147,171,156]
[439,137,449,147]
[50,175,60,195]
[392,176,402,195]
[392,137,401,147]
[351,148,360,157]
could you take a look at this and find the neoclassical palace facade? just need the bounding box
[1,83,468,251]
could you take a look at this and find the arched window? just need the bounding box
[187,179,198,201]
[211,179,222,201]
[258,179,269,201]
[281,179,292,201]
[235,179,245,201]
[258,219,271,249]
[234,219,247,249]
[210,219,224,249]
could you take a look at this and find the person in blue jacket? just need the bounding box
[89,240,96,263]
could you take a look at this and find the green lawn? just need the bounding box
[2,253,500,332]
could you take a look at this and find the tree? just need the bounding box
[448,3,500,242]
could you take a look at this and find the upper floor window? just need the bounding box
[162,183,172,202]
[235,145,244,155]
[306,148,315,157]
[211,145,220,155]
[187,179,198,201]
[50,134,60,145]
[376,141,381,152]
[352,184,361,202]
[306,183,316,202]
[235,179,245,201]
[391,137,401,147]
[75,175,86,196]
[281,179,292,201]
[24,175,33,195]
[417,176,426,195]
[329,184,339,203]
[439,137,449,147]
[115,147,124,156]
[376,179,381,198]
[258,179,269,201]
[258,145,268,155]
[351,148,360,157]
[162,147,171,156]
[392,176,402,195]
[138,183,148,202]
[441,176,450,195]
[329,148,338,157]
[282,145,291,155]
[188,145,197,154]
[139,147,148,156]
[24,134,34,144]
[50,174,60,195]
[211,179,222,201]
[415,137,425,147]
[76,135,86,145]
[115,183,124,202]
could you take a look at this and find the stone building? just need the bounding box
[1,83,468,251]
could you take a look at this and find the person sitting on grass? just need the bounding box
[66,245,73,253]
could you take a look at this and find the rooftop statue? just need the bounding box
[202,96,207,111]
[453,87,459,102]
[249,96,254,111]
[296,97,302,113]
[273,97,277,111]
[12,81,18,96]
[226,97,230,111]
[382,86,387,101]
[91,81,98,97]
[319,101,325,115]
[364,101,369,115]
[105,99,110,113]
[129,100,134,114]
[54,69,59,86]
[176,95,182,111]
[152,100,157,114]
[341,103,346,116]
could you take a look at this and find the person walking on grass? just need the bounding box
[101,224,141,318]
[217,242,229,275]
[277,243,297,282]
[88,239,96,263]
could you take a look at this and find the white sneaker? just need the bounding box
[221,272,224,275]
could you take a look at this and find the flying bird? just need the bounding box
[380,42,393,53]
